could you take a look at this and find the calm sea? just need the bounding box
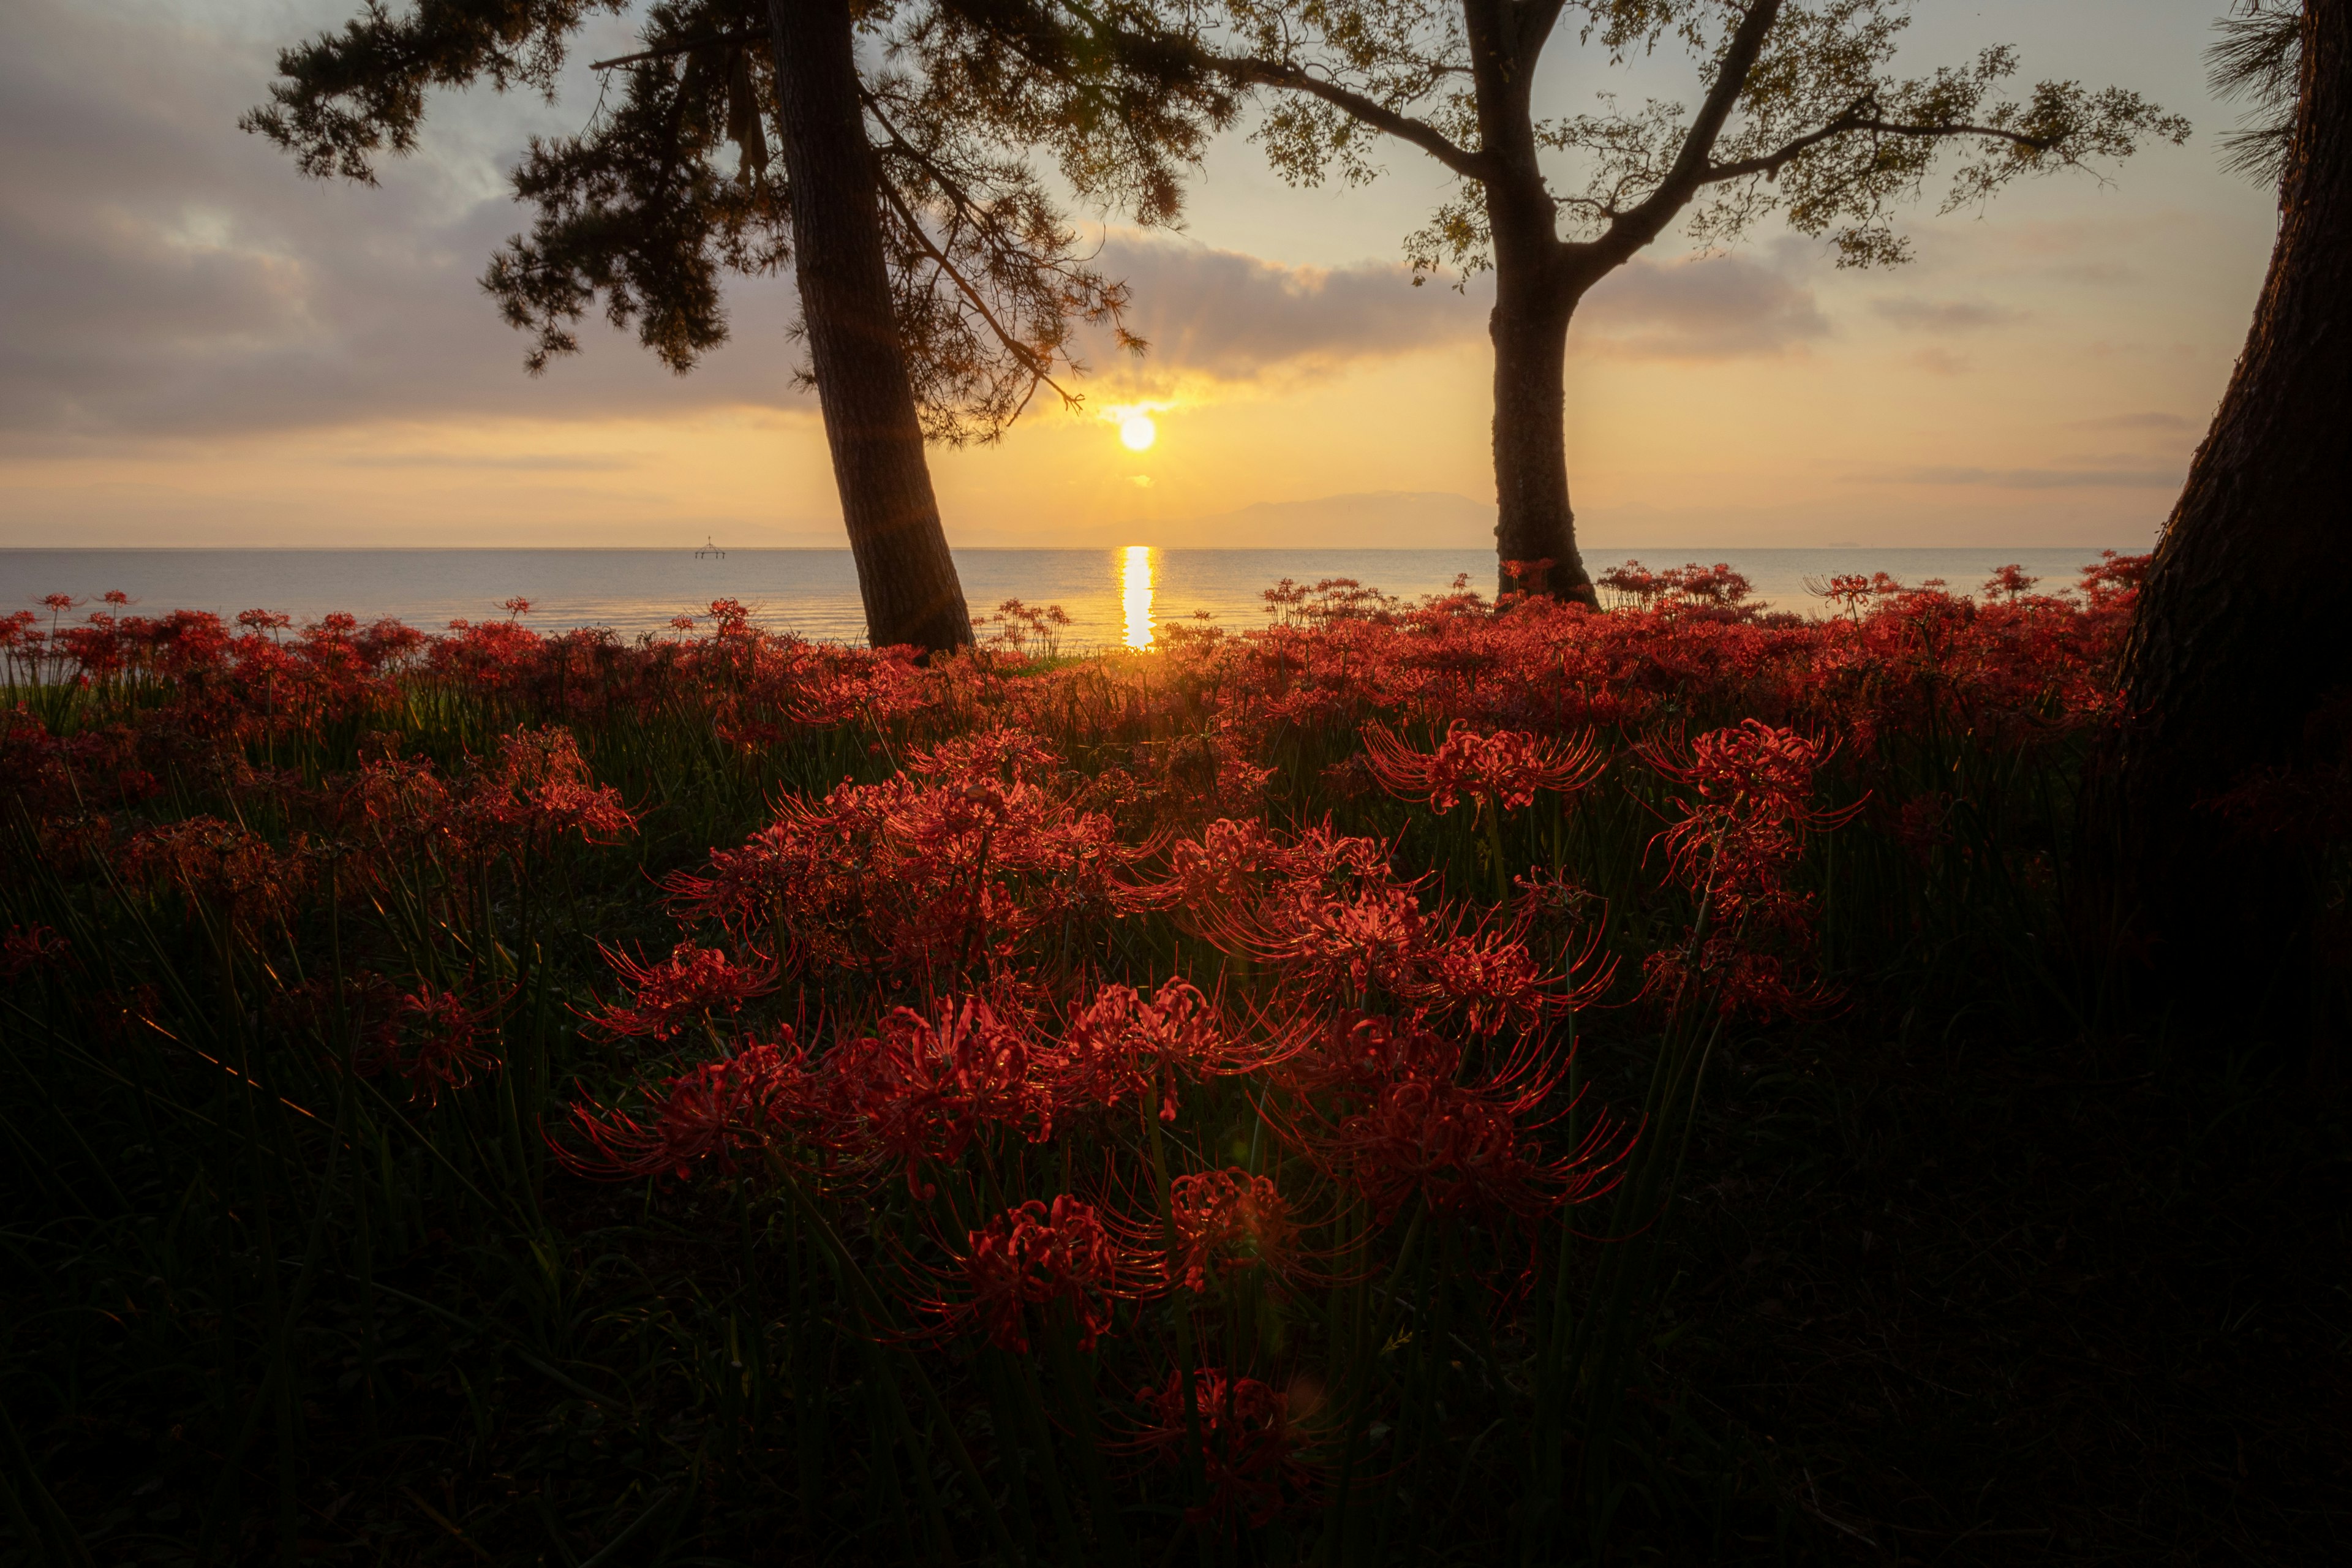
[0,547,2123,649]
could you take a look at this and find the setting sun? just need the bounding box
[1118,413,1157,452]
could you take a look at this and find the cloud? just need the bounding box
[2070,410,2204,432]
[0,3,1485,443]
[1084,237,1485,382]
[0,0,804,445]
[336,452,640,472]
[1573,254,1830,360]
[1090,241,1838,381]
[1872,296,2022,333]
[1877,464,2185,490]
[1906,347,1974,376]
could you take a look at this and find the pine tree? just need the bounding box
[247,0,1231,650]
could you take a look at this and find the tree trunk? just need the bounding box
[765,0,973,654]
[2119,0,2352,1025]
[1488,273,1591,605]
[1461,0,1596,608]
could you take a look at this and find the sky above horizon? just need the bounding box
[0,1,2282,552]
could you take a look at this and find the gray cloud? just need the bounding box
[0,3,1854,447]
[1083,242,1839,378]
[1872,296,2023,333]
[1574,254,1830,359]
[1090,238,1485,378]
[0,0,802,445]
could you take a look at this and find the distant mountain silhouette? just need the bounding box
[1145,491,1495,549]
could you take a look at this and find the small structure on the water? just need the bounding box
[696,534,726,559]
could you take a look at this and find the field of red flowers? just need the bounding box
[4,559,2341,1565]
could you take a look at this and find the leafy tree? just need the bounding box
[1138,0,2188,601]
[2122,0,2352,1046]
[247,0,1230,651]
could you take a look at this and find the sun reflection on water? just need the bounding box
[1121,545,1155,650]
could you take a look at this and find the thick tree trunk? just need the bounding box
[2119,0,2352,1023]
[1488,274,1591,604]
[1460,0,1596,607]
[766,0,973,654]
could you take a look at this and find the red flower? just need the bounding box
[590,943,777,1041]
[469,728,635,847]
[1131,1367,1314,1529]
[1,923,69,981]
[1051,980,1275,1120]
[1333,1079,1550,1222]
[563,1035,815,1181]
[122,817,310,934]
[951,1195,1134,1353]
[394,984,499,1106]
[1640,719,1858,930]
[827,998,1052,1197]
[1169,1169,1294,1291]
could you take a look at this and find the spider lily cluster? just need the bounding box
[0,558,2143,1558]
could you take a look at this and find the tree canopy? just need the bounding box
[1106,0,2191,599]
[246,0,1235,444]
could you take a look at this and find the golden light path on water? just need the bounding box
[1121,545,1155,650]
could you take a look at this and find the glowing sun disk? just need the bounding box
[1119,413,1158,451]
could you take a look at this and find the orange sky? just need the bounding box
[0,1,2280,552]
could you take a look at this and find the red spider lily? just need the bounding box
[121,817,311,934]
[1196,883,1425,1002]
[1597,560,1757,614]
[469,728,635,847]
[1127,819,1392,918]
[1169,1169,1295,1291]
[1640,720,1860,930]
[826,998,1054,1197]
[1129,1366,1316,1529]
[1188,860,1601,1037]
[1330,1075,1616,1223]
[1281,1011,1465,1099]
[1,923,69,981]
[394,984,500,1106]
[562,1034,817,1181]
[1391,918,1615,1038]
[925,1194,1147,1353]
[1360,720,1602,816]
[1640,940,1839,1023]
[1048,979,1287,1120]
[589,943,778,1041]
[665,731,1141,979]
[1272,1009,1626,1224]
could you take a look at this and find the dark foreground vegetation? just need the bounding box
[2,566,2343,1566]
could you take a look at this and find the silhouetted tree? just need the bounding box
[248,0,1228,652]
[1132,0,2187,601]
[2120,0,2352,1039]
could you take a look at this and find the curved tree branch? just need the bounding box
[1702,112,2061,186]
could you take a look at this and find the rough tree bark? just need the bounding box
[1464,0,1596,605]
[2119,0,2352,1014]
[1488,279,1585,601]
[766,0,974,654]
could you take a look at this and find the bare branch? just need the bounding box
[1703,111,2062,186]
[1190,44,1492,182]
